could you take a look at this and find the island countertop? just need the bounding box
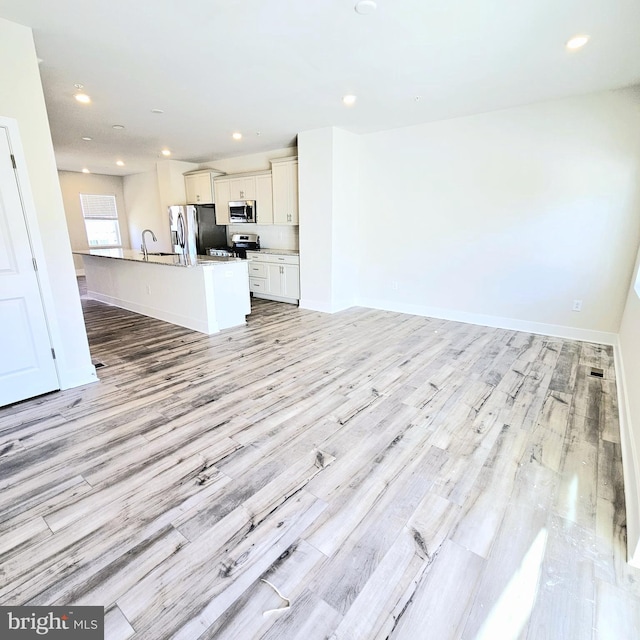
[73,248,242,267]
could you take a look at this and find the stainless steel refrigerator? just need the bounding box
[168,204,228,262]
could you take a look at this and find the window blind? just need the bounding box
[80,194,118,219]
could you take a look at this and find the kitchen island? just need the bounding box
[75,249,251,334]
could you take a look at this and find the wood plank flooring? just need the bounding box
[1,280,639,639]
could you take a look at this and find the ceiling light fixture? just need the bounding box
[112,124,125,130]
[74,92,91,104]
[566,34,590,50]
[116,160,125,167]
[151,108,164,114]
[81,136,92,141]
[355,0,377,14]
[342,94,357,106]
[161,149,171,156]
[82,168,90,174]
[232,132,242,140]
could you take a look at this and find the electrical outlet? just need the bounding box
[392,281,398,291]
[146,284,151,295]
[572,299,582,312]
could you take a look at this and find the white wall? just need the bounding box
[331,128,360,311]
[298,128,335,311]
[618,245,640,565]
[58,171,131,272]
[0,18,95,390]
[123,170,167,252]
[298,127,360,312]
[355,90,640,343]
[156,159,198,239]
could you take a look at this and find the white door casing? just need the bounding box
[0,124,59,406]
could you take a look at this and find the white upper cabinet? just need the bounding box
[229,177,256,201]
[185,172,213,204]
[214,171,272,225]
[184,170,224,205]
[271,157,298,225]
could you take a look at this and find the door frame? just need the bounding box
[0,115,62,391]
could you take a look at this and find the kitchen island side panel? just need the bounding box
[203,260,251,331]
[81,255,248,334]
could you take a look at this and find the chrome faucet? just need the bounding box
[141,229,157,258]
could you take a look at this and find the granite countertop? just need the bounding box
[247,248,299,256]
[74,248,243,267]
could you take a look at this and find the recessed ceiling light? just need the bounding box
[151,108,164,114]
[116,160,125,167]
[112,124,125,130]
[82,168,90,174]
[81,136,92,141]
[566,34,590,50]
[342,94,357,106]
[74,93,91,104]
[161,149,171,156]
[232,132,242,140]
[355,0,377,14]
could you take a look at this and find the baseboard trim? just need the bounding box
[88,291,218,335]
[354,297,618,345]
[299,298,353,314]
[613,339,640,567]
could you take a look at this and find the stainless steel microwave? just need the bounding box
[229,200,256,223]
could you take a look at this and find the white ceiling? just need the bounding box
[1,0,639,176]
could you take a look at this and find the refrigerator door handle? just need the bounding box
[177,212,186,249]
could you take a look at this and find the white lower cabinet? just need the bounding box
[247,251,299,304]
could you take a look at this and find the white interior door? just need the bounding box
[0,125,59,406]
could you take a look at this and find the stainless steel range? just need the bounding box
[231,233,260,259]
[208,247,234,257]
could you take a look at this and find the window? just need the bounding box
[80,193,121,247]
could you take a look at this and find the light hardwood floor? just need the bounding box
[1,282,639,639]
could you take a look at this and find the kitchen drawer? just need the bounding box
[249,277,267,293]
[248,262,267,278]
[247,252,299,265]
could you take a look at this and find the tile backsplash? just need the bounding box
[227,224,299,251]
